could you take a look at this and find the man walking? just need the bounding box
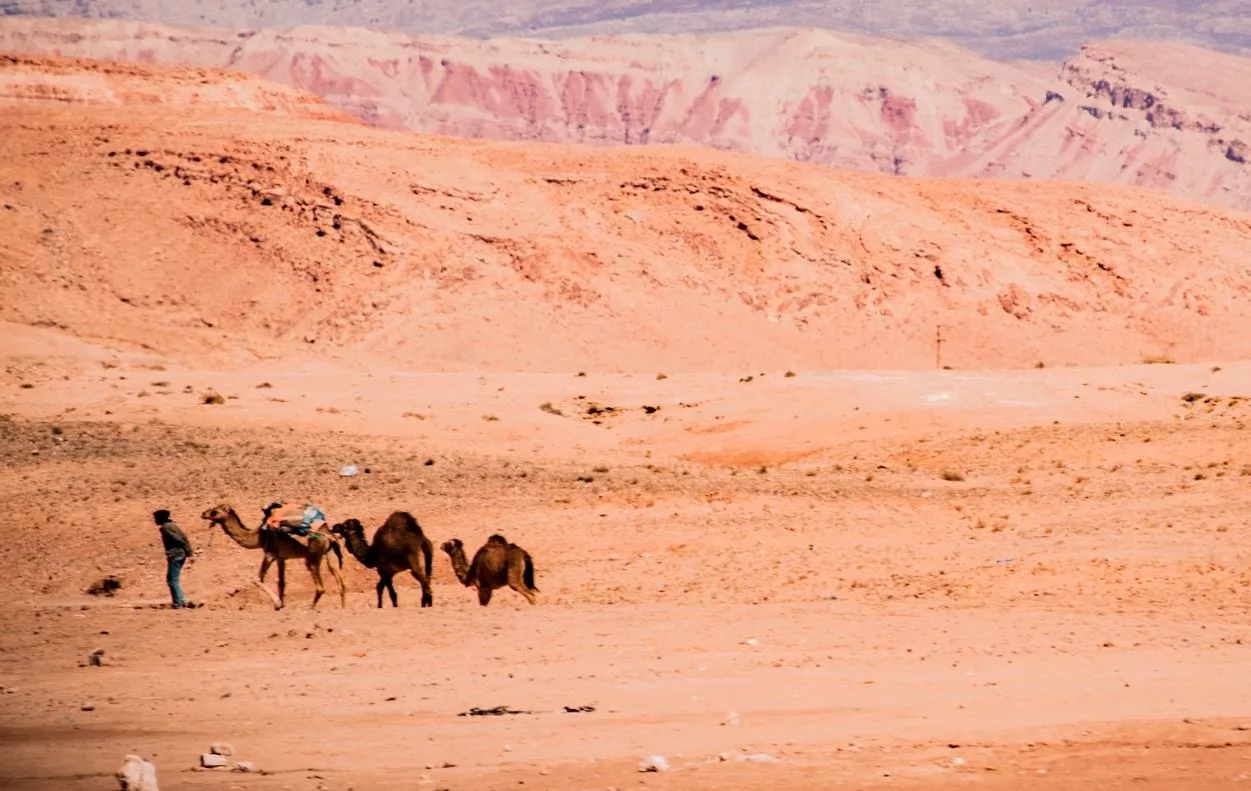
[154,509,194,609]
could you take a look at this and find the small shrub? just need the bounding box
[539,402,564,416]
[940,470,966,482]
[1034,361,1045,369]
[1181,392,1204,403]
[86,576,122,596]
[784,370,797,378]
[1143,355,1175,365]
[202,391,225,405]
[656,373,668,380]
[402,411,427,420]
[592,465,610,474]
[256,382,273,389]
[151,381,170,388]
[482,414,500,422]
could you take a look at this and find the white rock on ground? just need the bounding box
[200,754,228,769]
[209,743,234,757]
[116,754,159,791]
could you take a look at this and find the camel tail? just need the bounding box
[523,553,538,592]
[330,539,344,569]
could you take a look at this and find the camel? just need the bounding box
[200,504,346,610]
[441,534,539,606]
[330,512,435,608]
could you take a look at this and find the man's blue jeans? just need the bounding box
[166,555,187,608]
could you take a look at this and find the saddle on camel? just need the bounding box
[261,501,329,548]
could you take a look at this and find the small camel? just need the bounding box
[330,512,435,608]
[201,504,346,610]
[441,534,539,606]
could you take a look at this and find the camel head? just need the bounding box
[329,518,365,541]
[201,504,236,524]
[440,538,463,554]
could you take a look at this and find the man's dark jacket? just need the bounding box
[160,520,193,560]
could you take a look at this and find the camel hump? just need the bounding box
[390,511,424,533]
[487,534,508,544]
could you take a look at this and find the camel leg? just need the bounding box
[256,555,283,610]
[277,559,288,608]
[324,551,347,608]
[507,564,538,605]
[409,568,433,609]
[408,552,433,608]
[377,573,398,608]
[512,583,538,606]
[307,557,326,610]
[477,585,493,607]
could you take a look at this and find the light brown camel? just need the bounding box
[201,504,346,610]
[330,512,434,608]
[441,534,538,606]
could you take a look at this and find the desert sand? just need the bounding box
[3,53,1251,791]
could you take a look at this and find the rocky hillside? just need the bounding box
[3,0,1251,60]
[4,54,1251,373]
[2,18,1247,212]
[0,52,357,120]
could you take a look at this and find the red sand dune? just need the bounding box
[1,18,1248,212]
[3,53,1251,373]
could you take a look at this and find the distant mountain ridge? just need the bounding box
[3,0,1251,60]
[2,17,1247,212]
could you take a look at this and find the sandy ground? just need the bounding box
[4,352,1251,790]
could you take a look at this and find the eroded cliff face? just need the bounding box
[0,18,1247,210]
[971,41,1251,208]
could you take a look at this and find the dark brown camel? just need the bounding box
[441,534,538,606]
[330,512,434,608]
